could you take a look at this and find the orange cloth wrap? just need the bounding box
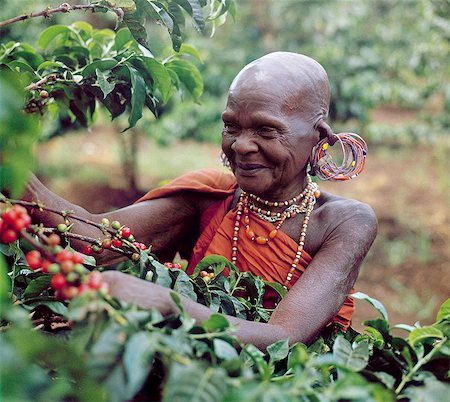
[137,169,354,329]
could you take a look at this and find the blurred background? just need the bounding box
[2,0,449,330]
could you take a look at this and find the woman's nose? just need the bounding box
[231,131,258,154]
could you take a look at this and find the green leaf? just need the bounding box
[171,269,197,301]
[203,313,229,332]
[174,0,205,33]
[168,2,186,28]
[178,43,203,62]
[123,65,146,130]
[114,28,136,51]
[332,337,369,372]
[139,57,172,103]
[38,25,71,50]
[436,298,450,323]
[213,338,238,360]
[373,371,396,389]
[264,281,288,298]
[122,12,149,49]
[408,326,444,347]
[0,254,9,307]
[123,332,155,398]
[193,255,237,277]
[353,291,388,320]
[23,274,51,298]
[363,318,391,340]
[89,323,126,381]
[24,300,68,316]
[404,376,450,402]
[81,59,118,77]
[36,61,68,74]
[0,71,39,196]
[96,69,115,99]
[6,60,36,75]
[163,362,227,402]
[362,326,385,349]
[166,58,203,100]
[148,1,174,32]
[267,338,290,363]
[151,259,172,288]
[244,343,273,380]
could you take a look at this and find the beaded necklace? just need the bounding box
[231,177,319,288]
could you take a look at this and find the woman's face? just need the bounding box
[221,85,318,200]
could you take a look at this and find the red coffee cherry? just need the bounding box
[102,239,112,249]
[72,252,84,264]
[1,229,18,244]
[83,245,94,255]
[61,285,79,300]
[2,209,19,226]
[111,239,122,248]
[77,284,91,296]
[56,249,73,263]
[41,259,52,274]
[60,260,74,274]
[48,234,61,247]
[25,250,43,270]
[121,227,132,239]
[87,271,103,290]
[51,273,67,290]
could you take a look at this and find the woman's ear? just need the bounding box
[315,120,337,145]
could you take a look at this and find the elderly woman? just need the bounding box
[25,52,377,350]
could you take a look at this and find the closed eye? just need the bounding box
[259,126,278,137]
[223,123,240,134]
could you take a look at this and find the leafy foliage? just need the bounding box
[1,235,449,401]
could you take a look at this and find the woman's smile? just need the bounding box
[235,162,269,176]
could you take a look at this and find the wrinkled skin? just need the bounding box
[23,52,377,350]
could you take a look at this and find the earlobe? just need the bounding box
[315,120,337,146]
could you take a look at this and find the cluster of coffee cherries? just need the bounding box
[0,205,32,244]
[24,234,108,301]
[200,270,215,284]
[0,205,107,301]
[164,262,183,269]
[82,219,147,262]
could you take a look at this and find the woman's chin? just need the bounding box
[235,175,271,196]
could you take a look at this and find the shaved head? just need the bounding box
[229,52,330,130]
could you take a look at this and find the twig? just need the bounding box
[20,228,56,262]
[394,338,447,395]
[3,198,115,235]
[39,227,135,258]
[25,74,58,91]
[0,3,124,29]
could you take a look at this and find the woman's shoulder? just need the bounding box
[136,168,237,203]
[316,191,377,239]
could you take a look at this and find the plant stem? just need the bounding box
[0,3,123,29]
[394,338,447,395]
[20,229,56,262]
[2,198,115,235]
[39,227,134,258]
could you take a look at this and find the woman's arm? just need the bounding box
[102,200,377,350]
[22,174,202,264]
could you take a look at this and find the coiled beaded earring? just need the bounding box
[310,132,367,181]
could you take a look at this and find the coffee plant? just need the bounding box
[0,196,449,401]
[0,2,449,401]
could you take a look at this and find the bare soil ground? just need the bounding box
[37,125,449,331]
